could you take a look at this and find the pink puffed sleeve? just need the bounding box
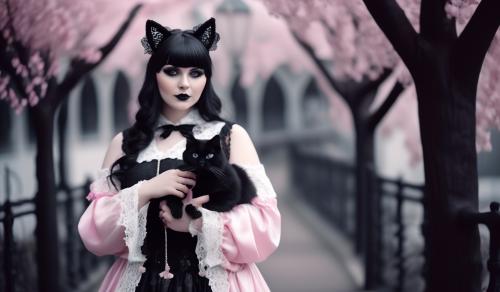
[78,169,147,261]
[220,195,280,264]
[193,163,281,278]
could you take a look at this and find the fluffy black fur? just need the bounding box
[165,134,256,219]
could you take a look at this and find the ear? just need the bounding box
[185,134,197,146]
[145,19,172,52]
[208,134,221,148]
[192,18,217,50]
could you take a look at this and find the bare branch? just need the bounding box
[56,4,142,106]
[367,81,404,130]
[352,69,392,108]
[420,0,457,40]
[362,0,419,72]
[456,0,500,73]
[292,32,349,101]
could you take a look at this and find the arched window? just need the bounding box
[79,76,99,136]
[262,76,285,132]
[302,78,329,128]
[113,71,131,133]
[0,101,12,152]
[231,74,248,127]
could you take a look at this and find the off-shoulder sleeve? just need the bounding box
[192,163,281,289]
[78,169,149,263]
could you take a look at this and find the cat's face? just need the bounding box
[183,135,226,168]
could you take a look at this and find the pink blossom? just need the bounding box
[262,0,500,158]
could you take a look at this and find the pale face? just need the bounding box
[156,65,207,114]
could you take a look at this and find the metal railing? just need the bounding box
[0,167,112,292]
[291,145,500,292]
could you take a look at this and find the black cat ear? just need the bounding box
[208,134,221,148]
[192,18,219,51]
[143,20,172,54]
[185,134,196,144]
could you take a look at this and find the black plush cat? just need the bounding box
[165,134,256,219]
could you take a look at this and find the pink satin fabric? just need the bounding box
[222,197,281,292]
[78,191,281,291]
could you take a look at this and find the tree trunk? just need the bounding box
[31,100,60,292]
[354,115,380,289]
[415,51,482,292]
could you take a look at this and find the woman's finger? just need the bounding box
[175,183,189,194]
[177,177,196,188]
[191,195,210,207]
[169,189,185,198]
[159,200,167,210]
[177,170,196,179]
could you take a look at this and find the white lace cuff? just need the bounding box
[89,168,119,193]
[196,208,229,292]
[116,181,150,292]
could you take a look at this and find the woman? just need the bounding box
[78,17,281,292]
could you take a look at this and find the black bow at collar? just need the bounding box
[157,124,195,139]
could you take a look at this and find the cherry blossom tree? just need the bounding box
[0,1,142,291]
[262,0,500,290]
[260,1,408,274]
[361,0,499,291]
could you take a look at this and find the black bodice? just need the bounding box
[119,121,233,292]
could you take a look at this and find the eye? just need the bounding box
[190,69,204,78]
[206,153,214,159]
[192,153,199,158]
[163,67,178,77]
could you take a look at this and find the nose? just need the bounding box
[178,73,189,90]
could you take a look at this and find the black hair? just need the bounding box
[109,30,225,187]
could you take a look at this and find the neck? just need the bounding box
[162,107,193,124]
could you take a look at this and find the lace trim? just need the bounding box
[196,208,229,292]
[240,164,277,199]
[116,181,149,292]
[137,121,225,163]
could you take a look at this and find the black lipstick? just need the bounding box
[175,93,190,101]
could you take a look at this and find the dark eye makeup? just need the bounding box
[162,66,205,78]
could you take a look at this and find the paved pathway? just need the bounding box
[257,149,362,292]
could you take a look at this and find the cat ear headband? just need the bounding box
[141,18,220,54]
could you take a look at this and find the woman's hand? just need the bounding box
[138,169,196,208]
[159,190,210,233]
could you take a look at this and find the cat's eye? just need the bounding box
[192,153,199,158]
[206,153,214,159]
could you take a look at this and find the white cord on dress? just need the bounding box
[157,158,174,279]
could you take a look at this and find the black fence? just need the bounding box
[291,145,500,292]
[291,145,426,291]
[0,168,112,292]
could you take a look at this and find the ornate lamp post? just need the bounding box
[216,0,251,127]
[216,0,251,64]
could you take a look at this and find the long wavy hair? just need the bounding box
[109,29,225,186]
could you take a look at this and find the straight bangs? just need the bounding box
[152,32,212,76]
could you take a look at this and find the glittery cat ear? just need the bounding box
[141,20,172,54]
[192,18,220,51]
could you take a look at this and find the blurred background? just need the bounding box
[1,0,499,291]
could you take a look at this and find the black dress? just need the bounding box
[118,122,233,292]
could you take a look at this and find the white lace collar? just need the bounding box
[157,109,206,127]
[139,109,226,163]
